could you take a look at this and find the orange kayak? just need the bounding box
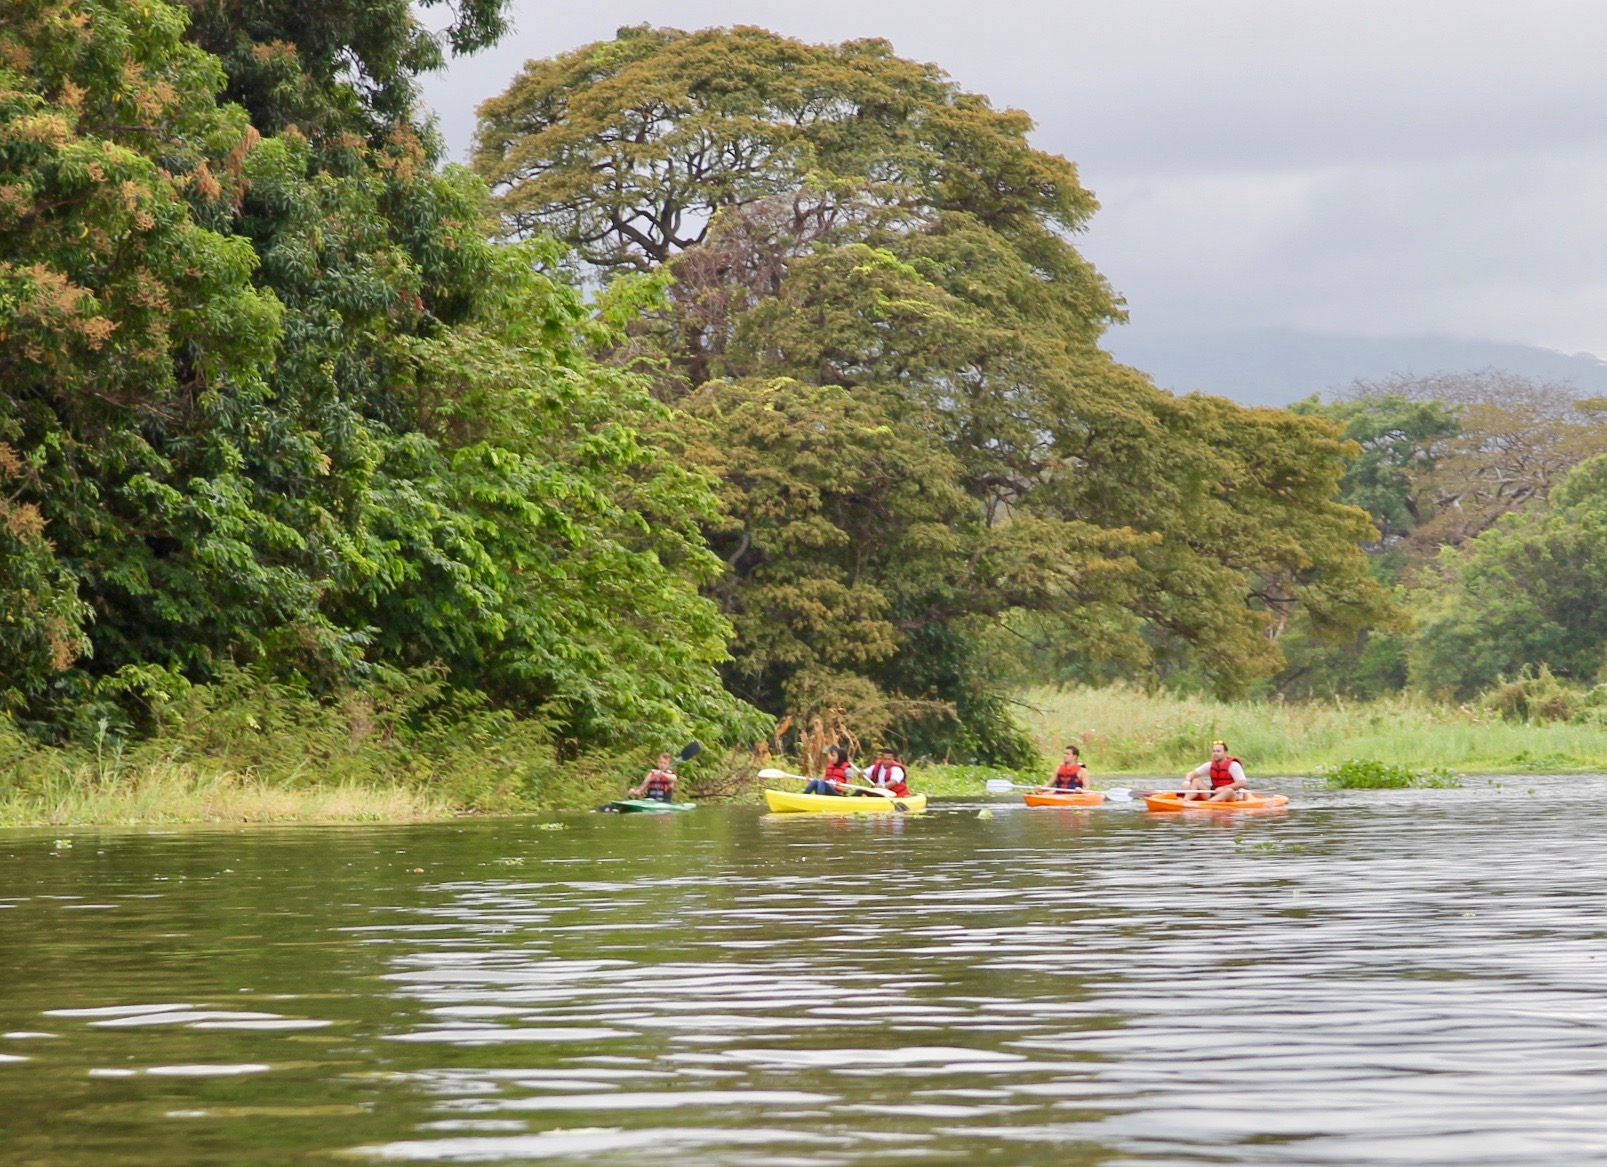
[1144,791,1289,812]
[1023,790,1105,808]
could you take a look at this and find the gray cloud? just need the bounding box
[417,0,1607,356]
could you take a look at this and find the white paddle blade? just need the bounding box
[984,779,1017,793]
[757,768,790,780]
[1103,788,1133,802]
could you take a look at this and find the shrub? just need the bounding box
[1477,665,1587,724]
[1320,758,1460,789]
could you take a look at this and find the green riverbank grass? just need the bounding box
[0,668,653,828]
[1006,685,1607,777]
[0,767,455,828]
[13,679,1607,826]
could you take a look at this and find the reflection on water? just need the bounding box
[4,779,1607,1164]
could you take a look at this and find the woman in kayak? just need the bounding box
[628,753,679,803]
[802,745,852,796]
[862,747,911,797]
[1045,745,1087,790]
[1181,740,1246,802]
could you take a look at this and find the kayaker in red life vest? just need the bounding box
[1181,740,1247,802]
[628,753,678,803]
[862,748,911,797]
[802,744,852,796]
[1047,745,1087,790]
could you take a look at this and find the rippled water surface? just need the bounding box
[5,779,1607,1165]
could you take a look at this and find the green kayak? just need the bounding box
[597,799,697,814]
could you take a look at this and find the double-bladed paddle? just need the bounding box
[983,779,1132,802]
[757,766,896,799]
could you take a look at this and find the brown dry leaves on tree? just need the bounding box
[1341,371,1607,554]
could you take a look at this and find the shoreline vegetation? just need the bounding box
[1010,686,1607,777]
[8,683,1607,828]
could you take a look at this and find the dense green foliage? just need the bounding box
[1410,456,1607,698]
[1285,379,1607,703]
[476,25,1393,760]
[180,0,511,137]
[1474,664,1607,725]
[1298,374,1607,562]
[0,0,762,754]
[1293,393,1462,555]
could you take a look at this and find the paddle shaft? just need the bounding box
[1149,790,1260,799]
[985,780,1130,796]
[761,768,898,799]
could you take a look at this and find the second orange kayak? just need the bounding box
[1144,791,1289,812]
[1023,790,1105,808]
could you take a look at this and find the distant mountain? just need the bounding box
[1103,326,1607,407]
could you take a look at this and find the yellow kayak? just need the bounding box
[763,789,927,814]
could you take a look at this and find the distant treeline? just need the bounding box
[3,5,1603,784]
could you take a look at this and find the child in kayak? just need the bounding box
[862,748,911,797]
[1181,740,1246,802]
[628,753,679,803]
[1045,745,1087,790]
[802,745,852,796]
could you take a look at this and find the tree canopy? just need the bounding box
[475,24,1107,288]
[0,0,762,749]
[1292,393,1462,553]
[1311,372,1607,558]
[475,25,1394,755]
[1409,455,1607,698]
[26,7,1572,765]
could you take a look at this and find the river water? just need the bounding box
[4,778,1607,1166]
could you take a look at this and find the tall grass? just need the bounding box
[0,666,668,827]
[0,766,453,828]
[1008,685,1607,777]
[17,674,1606,826]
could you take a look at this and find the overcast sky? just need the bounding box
[417,0,1607,357]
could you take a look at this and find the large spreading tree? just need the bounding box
[475,25,1392,758]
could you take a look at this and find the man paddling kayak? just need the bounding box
[627,753,679,803]
[1045,745,1088,791]
[1181,740,1246,802]
[861,747,911,797]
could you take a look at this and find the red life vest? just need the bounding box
[864,760,910,796]
[1051,762,1085,789]
[1208,756,1243,788]
[824,761,851,791]
[643,768,676,800]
